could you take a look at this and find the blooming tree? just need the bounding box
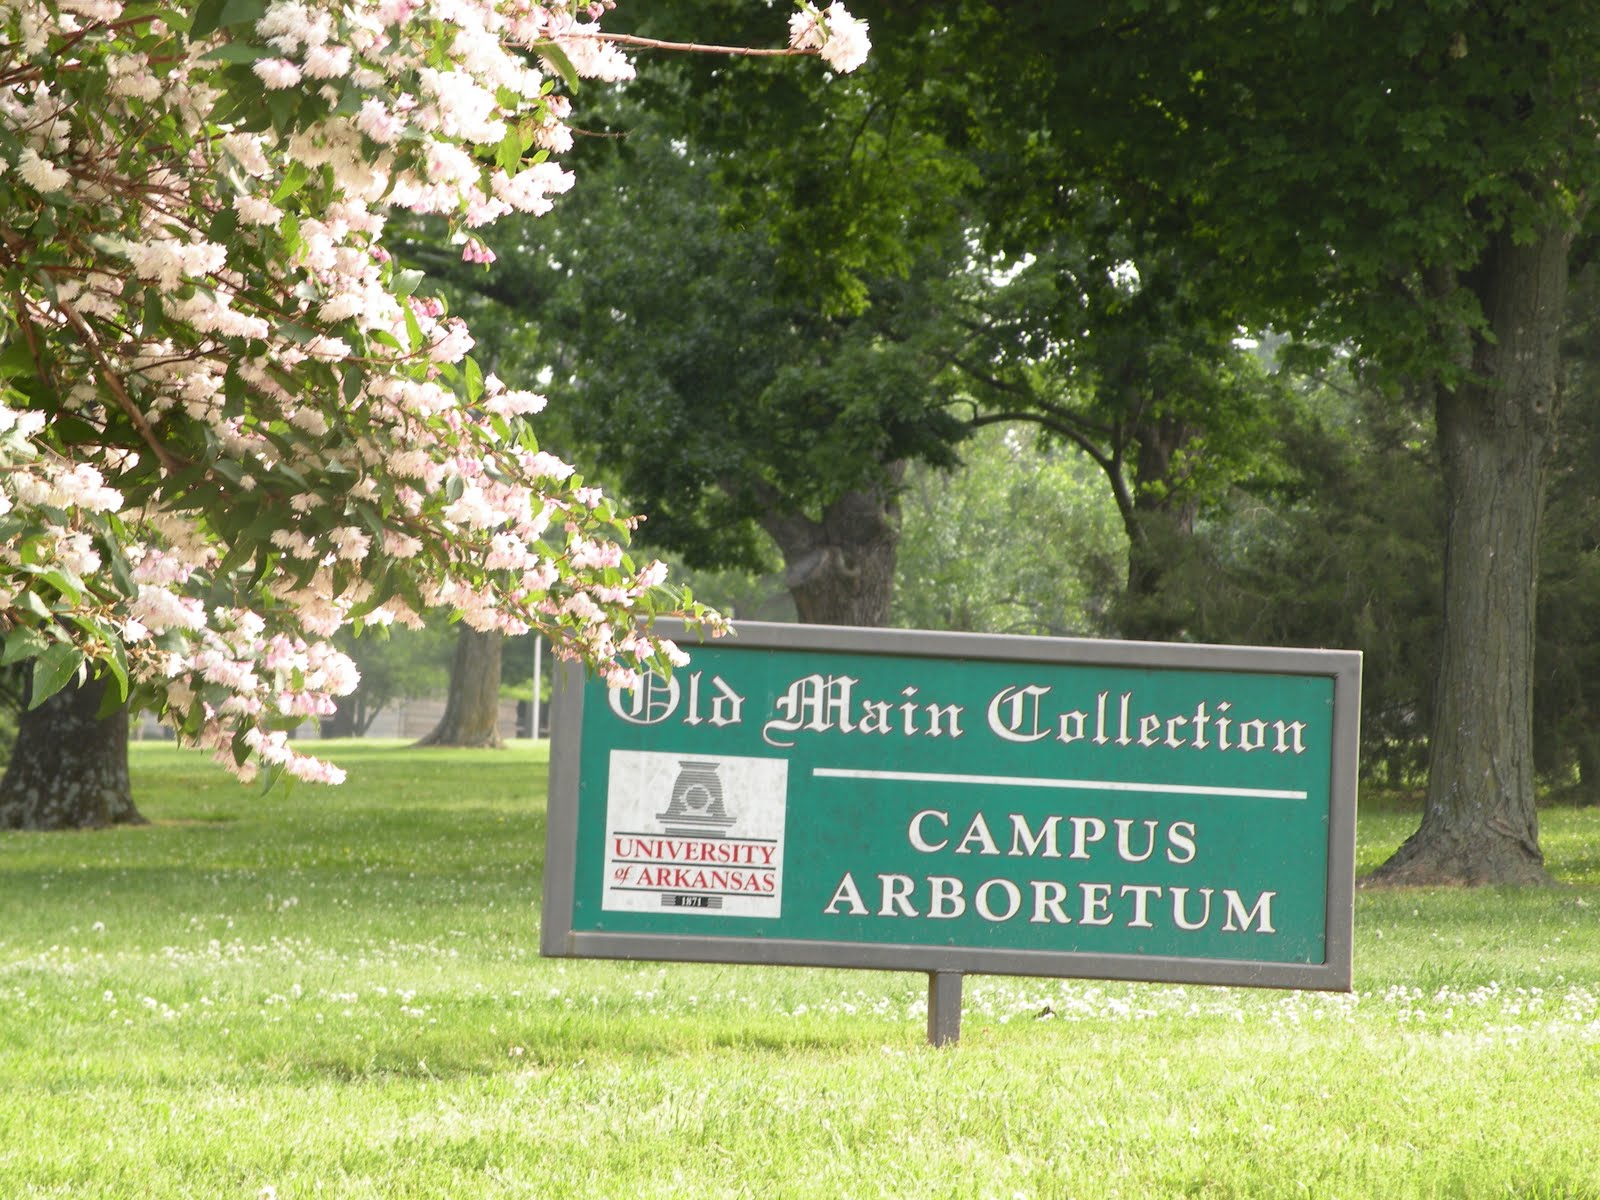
[0,0,869,792]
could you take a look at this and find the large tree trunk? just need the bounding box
[323,691,383,738]
[1119,414,1201,643]
[322,694,361,739]
[1369,225,1569,886]
[0,674,144,830]
[414,627,503,747]
[759,471,903,626]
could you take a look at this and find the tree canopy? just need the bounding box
[642,0,1599,880]
[870,0,1596,884]
[406,70,974,624]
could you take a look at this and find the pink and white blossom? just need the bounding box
[17,147,71,192]
[252,58,303,88]
[0,0,839,786]
[787,2,871,73]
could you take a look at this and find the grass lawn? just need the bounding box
[3,741,1599,1198]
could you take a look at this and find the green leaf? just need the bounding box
[464,356,484,405]
[48,414,100,446]
[272,161,310,205]
[29,643,85,709]
[0,627,49,666]
[107,547,137,598]
[201,42,276,64]
[36,566,87,603]
[403,303,425,353]
[95,647,130,714]
[538,42,582,93]
[278,212,302,257]
[0,338,37,380]
[19,589,53,622]
[392,269,425,299]
[213,533,250,580]
[275,319,319,345]
[189,0,228,37]
[496,128,524,174]
[217,0,269,28]
[210,203,240,247]
[258,762,297,800]
[356,503,389,540]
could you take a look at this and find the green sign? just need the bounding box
[543,623,1360,995]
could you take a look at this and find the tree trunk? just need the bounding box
[0,674,144,830]
[324,691,384,737]
[1574,732,1600,808]
[759,471,903,626]
[1368,224,1569,886]
[413,627,504,747]
[322,694,361,738]
[1120,415,1201,642]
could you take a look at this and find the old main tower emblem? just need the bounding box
[657,760,738,836]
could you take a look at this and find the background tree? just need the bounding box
[608,4,1306,645]
[1140,356,1445,785]
[870,0,1598,884]
[414,627,504,748]
[892,422,1124,637]
[1533,251,1600,804]
[945,241,1299,641]
[0,675,137,829]
[407,85,972,627]
[321,624,453,739]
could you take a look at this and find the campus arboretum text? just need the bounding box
[610,670,1315,937]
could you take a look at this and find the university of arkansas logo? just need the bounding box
[602,750,788,918]
[656,761,737,836]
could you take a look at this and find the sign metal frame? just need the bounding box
[542,623,1360,1036]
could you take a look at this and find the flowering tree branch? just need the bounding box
[53,300,185,476]
[593,34,810,60]
[0,0,869,787]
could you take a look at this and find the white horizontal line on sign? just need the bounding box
[811,767,1308,801]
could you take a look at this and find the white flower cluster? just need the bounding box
[787,2,871,74]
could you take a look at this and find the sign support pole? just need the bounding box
[927,970,963,1046]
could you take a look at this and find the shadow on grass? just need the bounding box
[265,1018,894,1085]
